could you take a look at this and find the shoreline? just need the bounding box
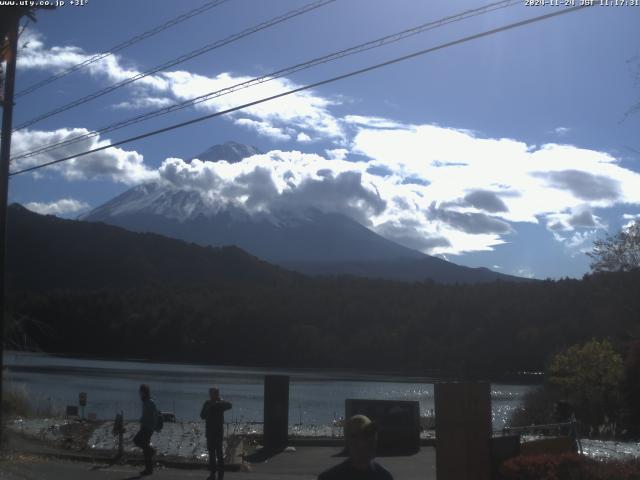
[3,349,544,384]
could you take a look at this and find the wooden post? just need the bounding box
[435,382,492,480]
[0,4,55,443]
[263,375,289,451]
[0,11,20,443]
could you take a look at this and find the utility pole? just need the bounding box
[0,5,54,444]
[0,8,21,445]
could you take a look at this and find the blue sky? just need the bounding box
[5,0,640,279]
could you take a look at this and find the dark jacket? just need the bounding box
[200,399,232,439]
[140,397,158,432]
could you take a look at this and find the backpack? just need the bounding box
[155,411,164,432]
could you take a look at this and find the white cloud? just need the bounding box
[343,115,409,129]
[162,70,344,141]
[325,148,348,160]
[622,213,640,228]
[565,230,598,251]
[112,96,175,110]
[352,125,640,223]
[462,190,509,213]
[545,207,605,233]
[12,128,157,185]
[146,115,640,255]
[17,30,170,92]
[515,268,535,279]
[156,150,384,224]
[19,30,345,142]
[297,132,312,143]
[24,198,90,216]
[374,219,450,251]
[234,118,291,141]
[553,126,571,136]
[427,202,512,235]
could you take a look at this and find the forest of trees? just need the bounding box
[6,269,640,377]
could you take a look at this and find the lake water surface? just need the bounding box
[3,351,533,432]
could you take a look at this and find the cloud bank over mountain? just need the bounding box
[24,198,90,216]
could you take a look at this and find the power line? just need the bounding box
[12,0,517,160]
[12,0,336,131]
[9,4,594,178]
[15,0,231,98]
[12,0,519,162]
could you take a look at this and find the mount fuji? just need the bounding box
[82,142,524,283]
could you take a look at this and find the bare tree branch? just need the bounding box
[588,220,640,272]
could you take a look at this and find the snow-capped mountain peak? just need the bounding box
[82,183,214,222]
[84,142,266,222]
[191,141,262,163]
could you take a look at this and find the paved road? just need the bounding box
[0,447,436,480]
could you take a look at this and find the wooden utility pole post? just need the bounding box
[0,5,54,443]
[0,8,21,444]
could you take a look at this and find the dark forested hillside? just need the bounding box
[6,204,640,377]
[7,271,640,376]
[6,204,300,290]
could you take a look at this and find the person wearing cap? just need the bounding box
[318,414,393,480]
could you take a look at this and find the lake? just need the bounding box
[3,351,533,433]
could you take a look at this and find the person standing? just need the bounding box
[200,387,232,480]
[318,415,393,480]
[133,384,158,476]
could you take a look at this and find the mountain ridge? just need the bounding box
[7,203,298,291]
[190,140,262,163]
